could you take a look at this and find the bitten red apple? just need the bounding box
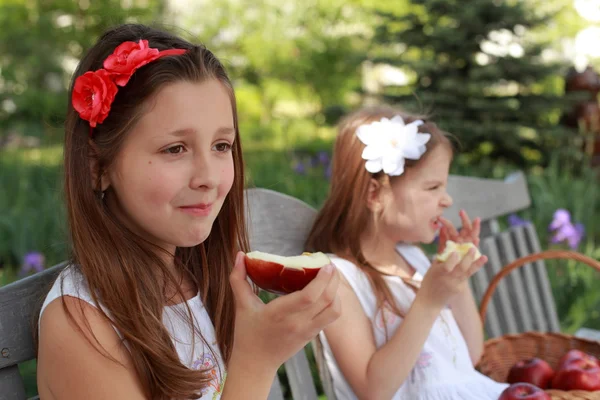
[497,383,551,400]
[551,357,600,391]
[506,358,555,389]
[245,251,331,294]
[557,349,600,370]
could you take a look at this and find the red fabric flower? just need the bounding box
[71,40,186,131]
[72,69,118,128]
[104,39,186,86]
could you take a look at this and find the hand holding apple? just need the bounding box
[497,383,551,400]
[507,358,554,389]
[229,251,341,372]
[245,251,332,294]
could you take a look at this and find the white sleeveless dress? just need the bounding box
[319,243,508,400]
[39,265,226,399]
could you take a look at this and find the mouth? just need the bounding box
[178,203,213,216]
[431,217,442,230]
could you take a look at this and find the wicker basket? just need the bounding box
[475,250,600,400]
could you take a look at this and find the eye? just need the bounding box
[428,185,440,191]
[213,142,232,152]
[162,145,186,155]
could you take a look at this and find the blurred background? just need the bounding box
[1,0,600,397]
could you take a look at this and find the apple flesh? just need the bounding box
[507,358,554,389]
[552,357,600,391]
[245,251,331,294]
[498,383,551,400]
[435,240,482,262]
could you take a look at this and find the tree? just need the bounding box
[0,0,164,144]
[369,0,585,170]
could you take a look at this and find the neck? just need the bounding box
[162,250,198,305]
[359,225,415,278]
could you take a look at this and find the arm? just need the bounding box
[37,297,147,400]
[324,278,444,400]
[439,210,485,365]
[447,285,484,365]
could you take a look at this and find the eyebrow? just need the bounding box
[167,126,236,137]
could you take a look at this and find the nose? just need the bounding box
[189,150,218,190]
[440,192,453,208]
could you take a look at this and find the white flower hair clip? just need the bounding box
[356,115,431,176]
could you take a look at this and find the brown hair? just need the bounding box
[52,24,248,399]
[306,105,452,319]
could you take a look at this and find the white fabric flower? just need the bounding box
[356,115,431,176]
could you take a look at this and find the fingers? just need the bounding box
[310,293,341,331]
[306,265,340,319]
[433,251,460,272]
[229,252,259,309]
[437,226,448,254]
[472,217,481,246]
[468,255,487,276]
[459,209,473,234]
[272,263,336,313]
[439,216,459,240]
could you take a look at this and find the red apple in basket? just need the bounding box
[244,251,331,294]
[506,358,555,389]
[498,383,551,400]
[557,349,600,370]
[551,357,600,391]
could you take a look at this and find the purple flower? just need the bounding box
[324,163,332,180]
[548,209,585,250]
[293,162,306,175]
[549,209,571,231]
[317,151,330,166]
[508,214,529,227]
[21,252,45,275]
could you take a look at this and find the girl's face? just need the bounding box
[377,145,454,244]
[102,79,236,254]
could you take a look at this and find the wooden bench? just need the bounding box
[1,172,597,399]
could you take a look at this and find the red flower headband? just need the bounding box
[71,40,186,133]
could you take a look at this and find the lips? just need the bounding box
[179,203,212,216]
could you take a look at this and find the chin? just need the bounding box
[177,228,212,247]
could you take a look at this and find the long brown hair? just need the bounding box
[306,105,451,318]
[53,24,248,399]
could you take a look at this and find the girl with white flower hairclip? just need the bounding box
[306,106,509,399]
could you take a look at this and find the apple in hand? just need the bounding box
[435,240,482,262]
[507,358,555,389]
[244,251,331,294]
[498,383,551,400]
[552,357,600,391]
[557,349,600,370]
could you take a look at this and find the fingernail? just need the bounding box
[323,263,334,274]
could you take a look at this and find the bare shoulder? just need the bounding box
[37,296,147,400]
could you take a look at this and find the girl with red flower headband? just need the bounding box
[36,23,340,400]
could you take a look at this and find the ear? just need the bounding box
[88,140,110,192]
[366,178,383,213]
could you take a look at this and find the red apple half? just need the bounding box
[245,251,331,294]
[498,383,551,400]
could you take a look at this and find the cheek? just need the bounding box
[120,163,179,208]
[218,160,235,197]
